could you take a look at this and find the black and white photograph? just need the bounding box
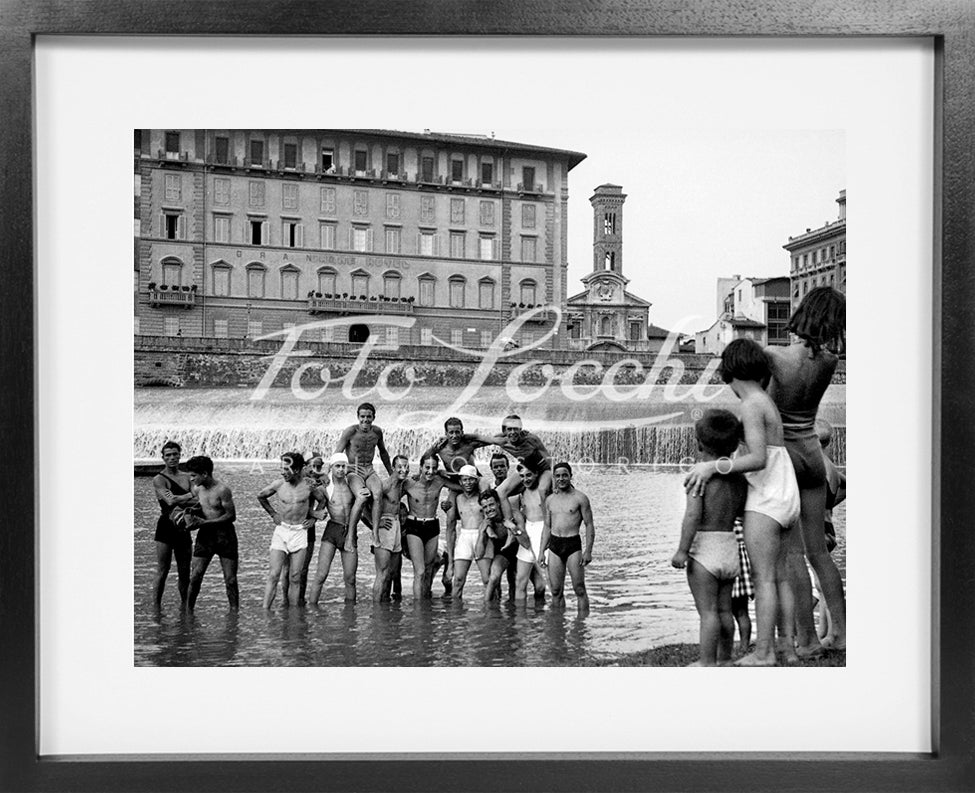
[133,124,847,669]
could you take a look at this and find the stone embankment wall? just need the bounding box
[134,336,847,389]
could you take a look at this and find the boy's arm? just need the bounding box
[256,480,282,523]
[438,475,463,493]
[306,485,326,527]
[671,490,703,568]
[421,435,449,460]
[444,503,456,577]
[579,494,595,565]
[537,496,553,566]
[685,400,769,495]
[375,427,393,475]
[334,426,354,454]
[152,474,194,507]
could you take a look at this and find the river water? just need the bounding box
[134,463,847,667]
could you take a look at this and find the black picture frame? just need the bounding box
[2,2,973,791]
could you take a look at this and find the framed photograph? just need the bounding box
[4,2,974,791]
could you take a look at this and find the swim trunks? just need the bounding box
[745,445,801,529]
[154,514,193,554]
[516,519,546,565]
[193,521,238,561]
[270,522,308,554]
[404,516,440,544]
[731,520,754,600]
[348,463,377,481]
[688,530,740,581]
[321,519,349,549]
[372,516,403,553]
[547,534,582,564]
[453,528,482,562]
[491,533,519,565]
[782,426,827,490]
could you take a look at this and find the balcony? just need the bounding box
[517,181,542,194]
[509,304,557,324]
[307,294,415,316]
[148,285,197,308]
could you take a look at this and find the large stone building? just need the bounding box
[565,184,655,352]
[134,129,585,349]
[694,275,791,354]
[785,189,846,308]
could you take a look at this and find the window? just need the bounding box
[248,181,265,207]
[604,213,617,235]
[479,201,495,226]
[604,252,615,271]
[165,131,180,156]
[520,280,536,306]
[450,158,464,182]
[320,223,336,250]
[522,204,536,229]
[352,273,369,296]
[522,166,536,190]
[480,330,492,347]
[318,269,336,295]
[321,187,336,214]
[630,322,642,342]
[386,326,399,346]
[521,236,537,263]
[386,193,400,219]
[481,160,494,185]
[450,198,465,224]
[420,156,435,182]
[354,149,368,173]
[451,328,463,345]
[162,259,182,286]
[248,320,263,338]
[213,319,229,338]
[283,143,297,169]
[479,234,496,260]
[282,221,302,248]
[281,269,299,300]
[249,219,266,245]
[419,278,435,306]
[162,213,183,240]
[249,139,264,165]
[353,190,368,216]
[450,231,466,259]
[449,277,466,308]
[421,327,433,345]
[385,227,401,254]
[419,230,436,256]
[213,215,230,243]
[164,317,180,336]
[282,183,298,210]
[352,226,372,252]
[214,136,229,164]
[421,196,436,223]
[247,267,266,298]
[321,324,334,342]
[383,272,401,299]
[321,148,334,172]
[386,152,400,175]
[165,174,181,202]
[600,316,613,336]
[213,178,230,206]
[212,265,231,296]
[134,129,142,152]
[478,279,495,309]
[570,322,581,340]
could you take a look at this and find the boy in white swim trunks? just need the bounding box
[511,465,549,603]
[672,411,748,666]
[257,451,323,609]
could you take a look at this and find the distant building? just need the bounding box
[133,129,585,349]
[565,184,658,352]
[785,189,846,309]
[694,275,791,354]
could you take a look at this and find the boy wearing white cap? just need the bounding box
[448,464,493,597]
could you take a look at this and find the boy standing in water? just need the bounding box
[671,410,748,666]
[184,456,239,612]
[308,452,364,604]
[371,454,409,602]
[151,441,196,610]
[335,402,393,554]
[538,462,594,615]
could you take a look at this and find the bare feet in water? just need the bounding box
[734,651,777,667]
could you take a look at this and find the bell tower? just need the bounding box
[591,184,626,275]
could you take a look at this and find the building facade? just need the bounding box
[785,189,846,309]
[694,275,791,354]
[565,184,654,352]
[134,129,585,349]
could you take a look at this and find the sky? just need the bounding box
[497,127,845,333]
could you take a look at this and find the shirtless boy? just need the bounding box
[307,452,365,604]
[510,465,549,603]
[372,454,409,602]
[402,454,460,599]
[335,402,393,553]
[151,441,196,610]
[448,465,493,598]
[423,417,492,479]
[538,462,594,614]
[184,456,239,612]
[490,415,553,497]
[257,452,322,609]
[478,489,525,604]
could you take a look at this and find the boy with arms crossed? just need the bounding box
[538,462,594,615]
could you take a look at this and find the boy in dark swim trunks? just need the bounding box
[184,456,239,612]
[538,462,594,615]
[671,410,748,666]
[478,489,525,604]
[151,441,197,610]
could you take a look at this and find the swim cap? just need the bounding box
[459,464,479,478]
[329,452,349,465]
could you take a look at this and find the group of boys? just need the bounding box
[151,404,595,615]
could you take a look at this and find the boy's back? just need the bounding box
[700,474,747,533]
